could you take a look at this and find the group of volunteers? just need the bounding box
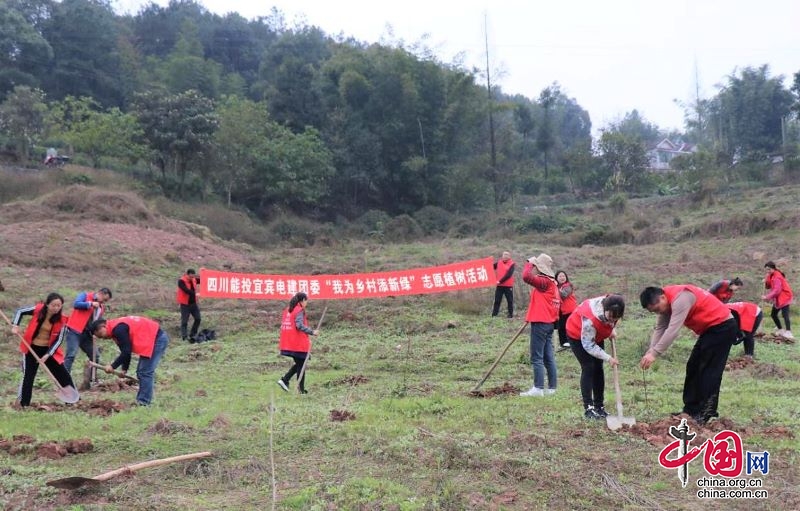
[7,268,206,408]
[492,251,794,424]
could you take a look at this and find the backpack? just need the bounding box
[190,329,217,343]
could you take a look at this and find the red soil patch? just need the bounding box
[331,374,370,386]
[755,331,795,345]
[1,436,93,459]
[726,355,756,371]
[620,415,795,446]
[147,418,194,435]
[330,409,356,422]
[469,382,520,398]
[85,379,139,393]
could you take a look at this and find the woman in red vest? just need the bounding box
[10,293,75,407]
[277,292,318,394]
[566,294,625,419]
[762,261,794,339]
[555,271,577,348]
[726,301,762,359]
[520,253,560,397]
[89,316,170,406]
[491,251,516,318]
[708,277,743,303]
[639,285,738,424]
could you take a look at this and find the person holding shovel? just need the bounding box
[639,285,738,425]
[88,316,169,406]
[10,293,76,407]
[726,301,763,359]
[519,253,560,397]
[176,269,202,342]
[566,294,625,419]
[63,287,113,376]
[277,292,318,394]
[762,261,794,340]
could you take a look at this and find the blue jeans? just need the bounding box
[136,330,169,405]
[530,322,557,389]
[64,328,99,374]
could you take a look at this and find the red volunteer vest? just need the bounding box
[66,292,103,333]
[176,275,197,305]
[20,303,68,364]
[105,316,159,358]
[663,285,731,335]
[765,272,794,309]
[525,276,560,323]
[726,302,760,333]
[559,282,577,314]
[279,306,310,353]
[495,259,515,287]
[711,281,733,303]
[565,297,615,342]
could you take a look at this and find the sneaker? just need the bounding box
[544,388,556,395]
[781,330,794,339]
[299,389,308,395]
[562,342,570,348]
[595,406,609,417]
[519,386,545,397]
[773,329,785,337]
[276,379,289,392]
[584,406,603,420]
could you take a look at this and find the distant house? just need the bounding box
[647,138,697,171]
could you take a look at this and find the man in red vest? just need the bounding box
[63,287,113,378]
[176,269,202,342]
[89,316,170,406]
[639,285,738,424]
[491,251,516,318]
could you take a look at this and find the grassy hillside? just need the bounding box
[0,166,798,510]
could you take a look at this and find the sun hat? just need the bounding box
[527,253,555,278]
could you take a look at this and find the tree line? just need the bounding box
[1,0,799,219]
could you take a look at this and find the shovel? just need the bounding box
[606,337,635,431]
[87,361,139,383]
[1,310,80,404]
[46,451,213,490]
[471,321,528,393]
[296,304,328,389]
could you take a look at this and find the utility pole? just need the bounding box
[484,13,498,209]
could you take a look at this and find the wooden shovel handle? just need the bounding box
[610,338,624,418]
[94,451,213,481]
[1,310,64,388]
[87,361,139,382]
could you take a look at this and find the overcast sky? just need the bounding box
[114,0,799,133]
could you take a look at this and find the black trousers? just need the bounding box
[281,354,307,390]
[742,311,763,357]
[180,303,202,339]
[556,313,570,346]
[492,286,514,317]
[770,305,791,331]
[570,338,605,408]
[682,318,737,420]
[19,345,75,407]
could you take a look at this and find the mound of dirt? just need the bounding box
[1,436,93,459]
[469,382,520,398]
[726,356,756,371]
[330,409,356,422]
[329,374,370,386]
[147,418,194,435]
[756,332,796,345]
[621,415,795,445]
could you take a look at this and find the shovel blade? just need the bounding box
[606,415,636,431]
[46,476,102,490]
[56,385,81,404]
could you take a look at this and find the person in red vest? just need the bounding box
[10,293,76,407]
[639,285,738,424]
[176,269,202,342]
[520,253,560,397]
[63,287,113,377]
[555,270,577,348]
[277,292,319,394]
[726,301,762,359]
[708,277,743,303]
[762,261,794,339]
[566,294,625,419]
[491,251,516,318]
[89,316,170,406]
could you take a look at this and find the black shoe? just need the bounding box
[595,406,609,417]
[299,389,308,395]
[584,406,603,420]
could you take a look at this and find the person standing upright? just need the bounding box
[762,261,794,339]
[639,285,738,424]
[491,251,516,318]
[177,269,202,342]
[555,270,577,348]
[520,253,560,397]
[63,287,112,376]
[277,292,319,394]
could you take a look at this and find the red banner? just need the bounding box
[199,257,495,300]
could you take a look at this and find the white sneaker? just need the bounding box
[561,343,570,348]
[519,387,545,397]
[544,388,556,395]
[276,379,289,392]
[782,330,794,339]
[774,329,785,337]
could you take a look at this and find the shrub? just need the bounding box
[384,214,423,242]
[413,206,452,235]
[515,213,571,234]
[609,192,627,214]
[354,210,391,238]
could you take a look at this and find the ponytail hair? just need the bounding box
[288,292,308,312]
